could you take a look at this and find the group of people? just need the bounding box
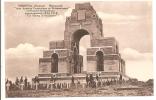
[85,74,124,88]
[70,74,123,88]
[6,74,124,91]
[6,76,30,91]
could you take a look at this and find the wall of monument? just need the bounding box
[43,49,69,58]
[58,61,69,73]
[86,54,121,72]
[87,60,120,72]
[39,57,70,74]
[87,61,96,72]
[39,61,51,74]
[64,13,103,41]
[104,60,119,72]
[91,37,117,48]
[87,47,116,55]
[49,40,64,49]
[87,54,120,61]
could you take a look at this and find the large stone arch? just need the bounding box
[63,3,104,74]
[71,29,89,53]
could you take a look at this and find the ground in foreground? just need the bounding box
[6,84,153,97]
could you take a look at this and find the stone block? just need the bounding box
[104,60,119,72]
[55,49,69,57]
[100,47,114,54]
[91,37,116,47]
[58,61,68,73]
[56,41,64,49]
[39,58,51,62]
[87,55,96,61]
[64,40,71,49]
[49,40,64,49]
[87,61,96,72]
[49,41,56,49]
[104,54,120,60]
[87,48,99,55]
[43,51,54,58]
[39,59,51,74]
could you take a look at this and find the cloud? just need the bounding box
[6,43,46,58]
[121,48,153,81]
[5,43,46,81]
[121,48,152,61]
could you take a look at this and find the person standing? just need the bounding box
[20,76,24,90]
[34,76,39,90]
[15,77,19,89]
[96,74,99,81]
[50,75,54,90]
[24,77,28,90]
[86,74,89,87]
[71,76,74,84]
[6,79,10,91]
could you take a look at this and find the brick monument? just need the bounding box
[38,3,128,83]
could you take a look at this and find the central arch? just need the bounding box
[71,29,90,54]
[71,29,90,73]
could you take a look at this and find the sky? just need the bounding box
[5,1,153,81]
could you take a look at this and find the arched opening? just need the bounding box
[96,51,104,71]
[71,29,90,73]
[51,53,58,73]
[71,29,89,54]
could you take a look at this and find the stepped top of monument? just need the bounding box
[75,2,94,10]
[66,2,98,23]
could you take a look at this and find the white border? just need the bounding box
[1,0,155,100]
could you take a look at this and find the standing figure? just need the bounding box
[71,76,75,84]
[20,76,24,90]
[89,74,95,88]
[89,74,94,82]
[96,74,99,81]
[119,74,123,84]
[24,77,28,90]
[6,79,10,91]
[86,74,89,87]
[50,75,55,90]
[34,76,39,90]
[15,77,19,89]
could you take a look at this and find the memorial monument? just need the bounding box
[38,3,129,84]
